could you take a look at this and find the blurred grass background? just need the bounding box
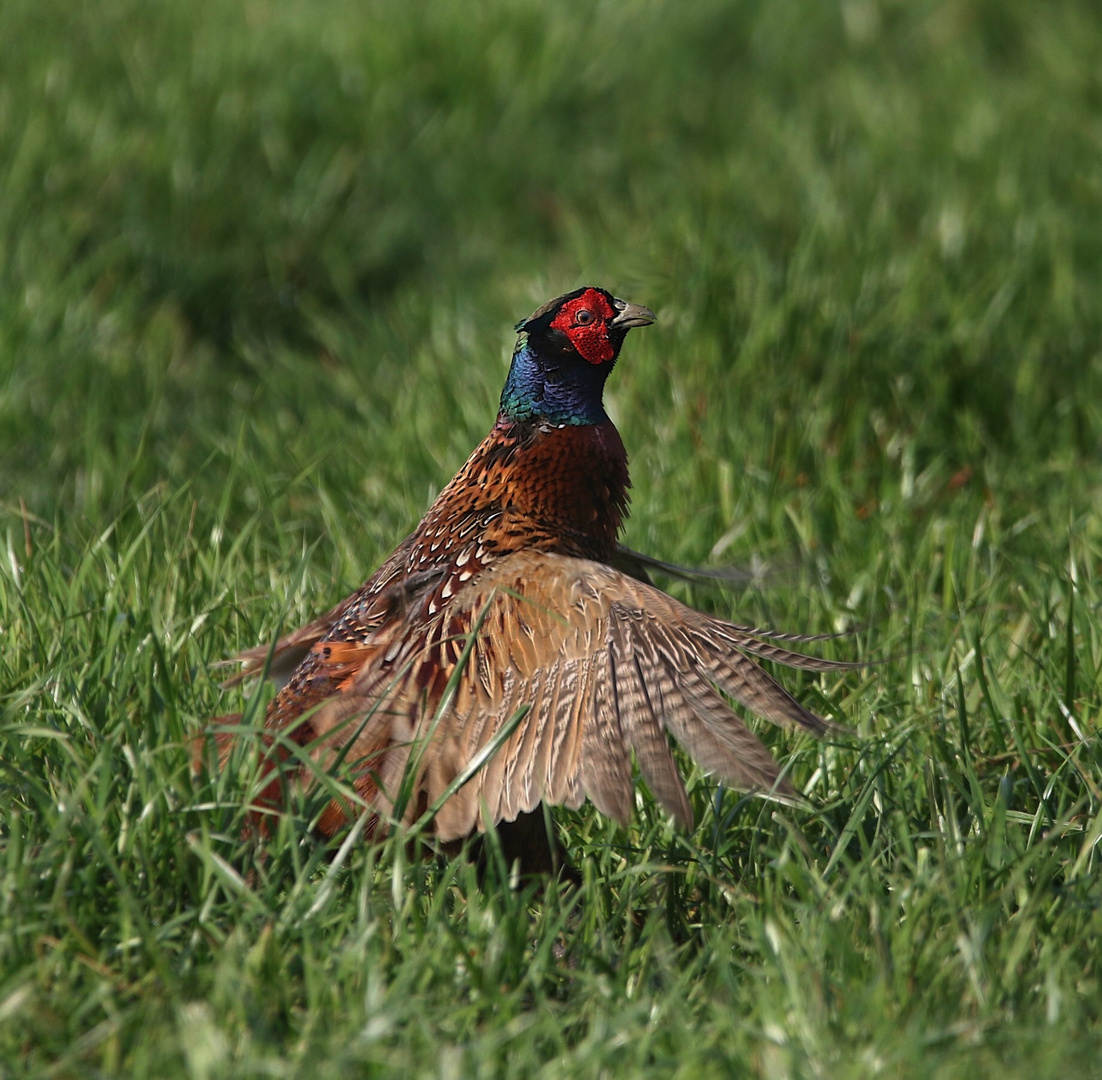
[2,0,1101,1075]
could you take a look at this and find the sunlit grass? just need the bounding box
[2,0,1101,1075]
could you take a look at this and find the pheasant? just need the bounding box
[206,286,854,876]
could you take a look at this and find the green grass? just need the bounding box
[3,0,1102,1075]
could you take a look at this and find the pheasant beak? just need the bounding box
[609,300,656,330]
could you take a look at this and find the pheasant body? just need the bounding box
[209,286,854,872]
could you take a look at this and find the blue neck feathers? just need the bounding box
[499,338,611,426]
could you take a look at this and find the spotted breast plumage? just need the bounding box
[206,286,855,875]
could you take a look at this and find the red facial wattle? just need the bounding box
[549,289,617,364]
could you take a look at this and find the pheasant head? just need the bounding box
[500,287,655,426]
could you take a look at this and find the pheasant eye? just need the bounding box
[574,309,595,326]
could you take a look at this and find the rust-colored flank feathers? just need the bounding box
[204,286,856,875]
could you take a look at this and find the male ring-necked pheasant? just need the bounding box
[208,287,854,875]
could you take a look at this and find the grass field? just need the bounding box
[3,0,1102,1075]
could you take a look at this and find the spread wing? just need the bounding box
[220,542,843,689]
[299,550,855,842]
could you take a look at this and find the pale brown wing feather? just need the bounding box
[621,614,796,796]
[542,660,588,810]
[282,550,850,842]
[610,629,694,829]
[582,656,635,824]
[685,620,866,676]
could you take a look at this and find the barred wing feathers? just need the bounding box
[303,550,853,842]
